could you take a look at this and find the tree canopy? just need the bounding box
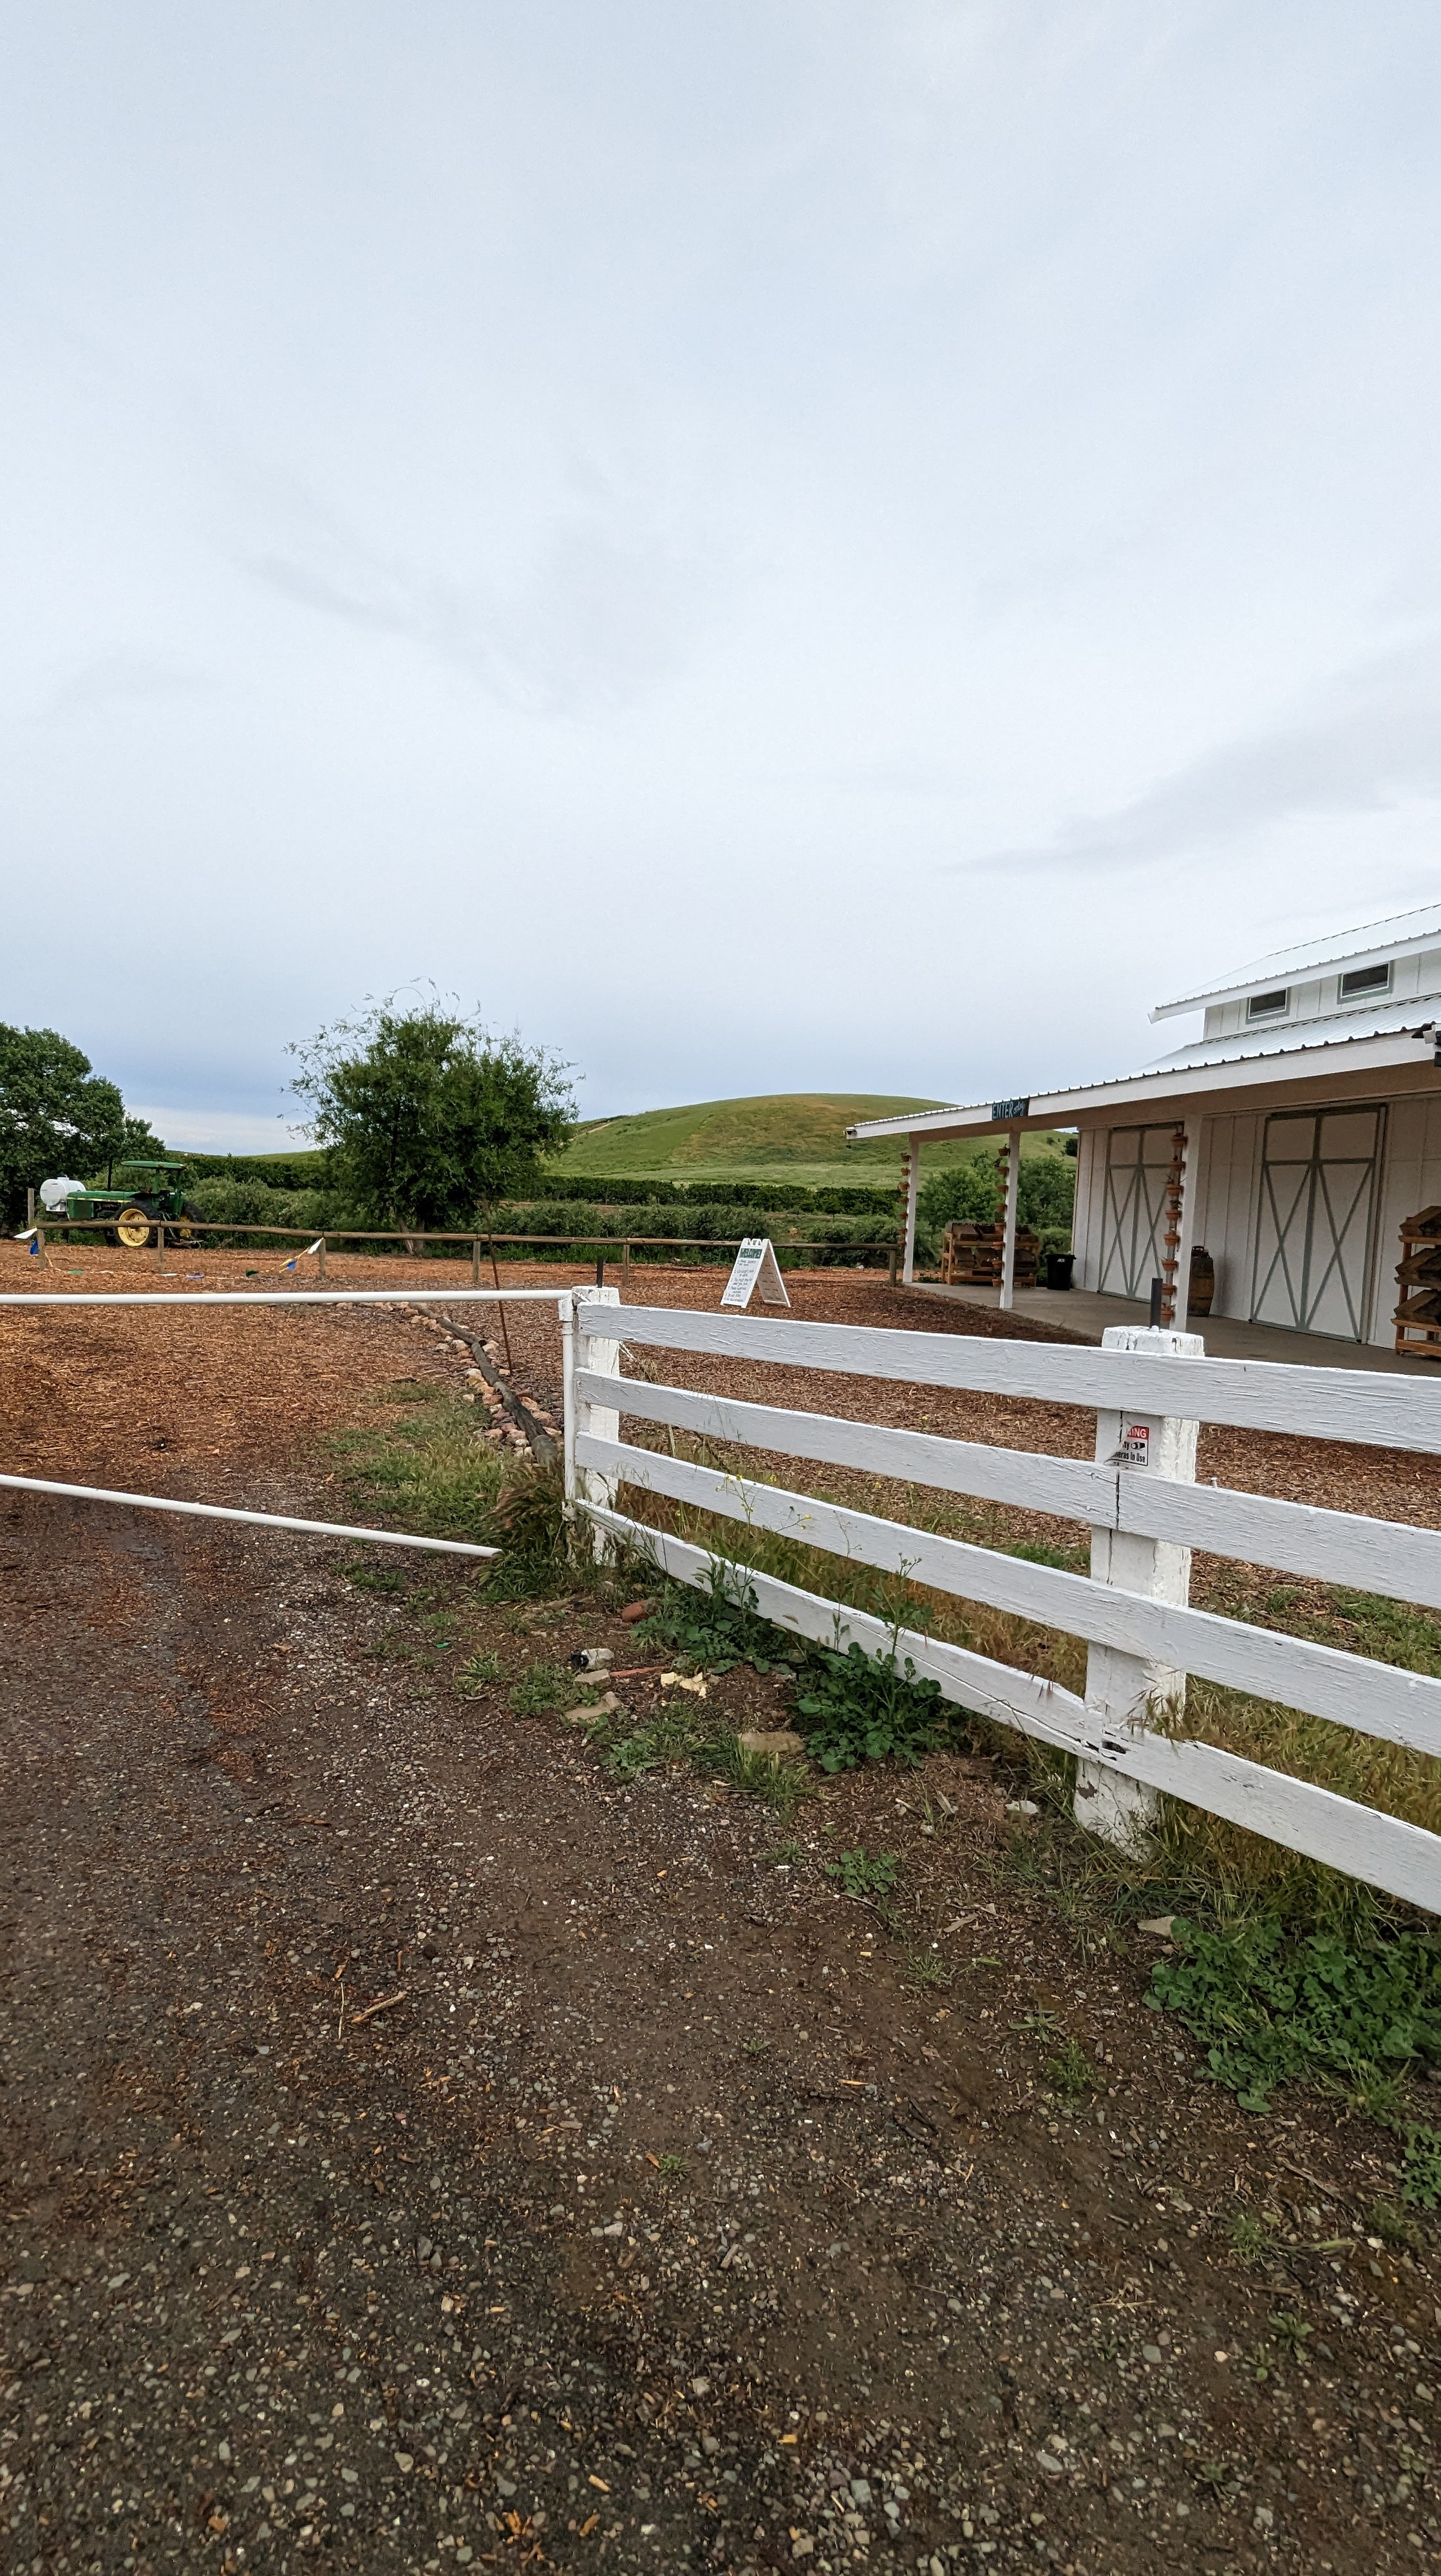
[289,998,575,1230]
[918,1149,1075,1238]
[0,1024,129,1226]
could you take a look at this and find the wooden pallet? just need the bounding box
[1393,1219,1441,1353]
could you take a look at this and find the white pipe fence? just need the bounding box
[562,1295,1441,1915]
[1,1285,566,1560]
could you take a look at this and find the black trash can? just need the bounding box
[1044,1250,1076,1291]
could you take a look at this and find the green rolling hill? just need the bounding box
[557,1093,1068,1191]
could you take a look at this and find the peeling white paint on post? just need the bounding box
[1074,1321,1203,1852]
[901,1140,920,1285]
[998,1126,1021,1312]
[574,1285,623,1556]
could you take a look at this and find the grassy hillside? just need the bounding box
[172,1094,1071,1200]
[557,1092,1066,1191]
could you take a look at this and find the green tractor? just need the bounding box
[62,1161,203,1251]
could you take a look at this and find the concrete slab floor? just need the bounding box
[905,1278,1439,1374]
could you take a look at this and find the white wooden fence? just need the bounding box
[561,1294,1441,1916]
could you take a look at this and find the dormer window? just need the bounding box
[1246,987,1289,1021]
[1339,960,1391,1000]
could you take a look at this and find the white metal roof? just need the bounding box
[1150,901,1441,1023]
[847,1006,1441,1145]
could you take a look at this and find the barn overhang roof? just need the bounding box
[846,1013,1441,1146]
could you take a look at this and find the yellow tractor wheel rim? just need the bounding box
[115,1206,151,1249]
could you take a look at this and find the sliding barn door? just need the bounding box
[1249,1106,1384,1340]
[1097,1126,1174,1298]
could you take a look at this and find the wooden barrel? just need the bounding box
[1189,1245,1215,1316]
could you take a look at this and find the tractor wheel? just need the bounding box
[115,1205,155,1250]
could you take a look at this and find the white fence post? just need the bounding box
[573,1285,622,1558]
[1074,1321,1204,1851]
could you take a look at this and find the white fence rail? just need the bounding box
[563,1296,1441,1916]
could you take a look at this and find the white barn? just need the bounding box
[851,902,1441,1349]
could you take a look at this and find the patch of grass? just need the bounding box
[1229,2208,1272,2267]
[1046,2036,1098,2098]
[1366,2197,1418,2248]
[507,1663,574,1717]
[656,2151,688,2180]
[906,1948,954,1992]
[768,1839,805,1867]
[742,2035,769,2057]
[329,1389,509,1545]
[705,1735,807,1816]
[824,1846,901,1900]
[457,1652,502,1695]
[340,1559,407,1594]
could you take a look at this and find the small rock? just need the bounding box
[690,2376,711,2396]
[417,2238,433,2263]
[1142,2343,1163,2364]
[1138,1916,1176,1936]
[620,1600,656,1623]
[1037,2452,1063,2476]
[1005,1799,1040,1816]
[395,2452,414,2474]
[849,2479,871,2506]
[496,2476,517,2497]
[791,2540,815,2561]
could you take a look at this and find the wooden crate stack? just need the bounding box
[1393,1209,1441,1358]
[940,1220,1040,1287]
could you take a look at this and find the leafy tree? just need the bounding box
[917,1149,1075,1247]
[289,996,575,1230]
[0,1024,127,1226]
[918,1153,1001,1234]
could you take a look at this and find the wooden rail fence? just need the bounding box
[562,1295,1441,1914]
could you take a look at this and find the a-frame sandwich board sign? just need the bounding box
[720,1237,791,1311]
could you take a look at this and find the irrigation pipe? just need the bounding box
[0,1287,575,1309]
[0,1473,499,1557]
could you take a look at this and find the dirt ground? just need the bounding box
[3,1246,1440,2576]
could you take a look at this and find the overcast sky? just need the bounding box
[5,2,1441,1148]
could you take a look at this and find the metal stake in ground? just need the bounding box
[481,1207,514,1372]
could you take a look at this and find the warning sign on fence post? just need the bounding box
[720,1237,791,1311]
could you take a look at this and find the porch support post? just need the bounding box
[901,1139,920,1284]
[998,1126,1021,1312]
[1171,1117,1201,1332]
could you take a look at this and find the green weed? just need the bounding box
[824,1846,901,1900]
[507,1664,573,1717]
[1229,2210,1271,2266]
[1046,2037,1098,2098]
[1402,2127,1441,2208]
[906,1948,954,1992]
[768,1839,805,1867]
[634,1558,789,1675]
[795,1639,951,1772]
[656,2151,688,2180]
[1365,2198,1418,2248]
[1147,1916,1441,2113]
[457,1651,502,1695]
[1268,2311,1314,2356]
